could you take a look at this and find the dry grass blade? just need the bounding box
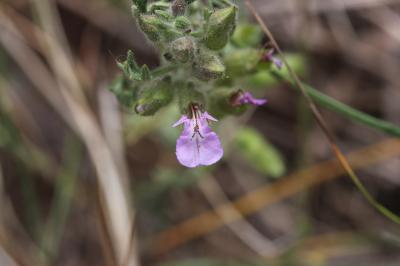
[29,0,138,263]
[244,0,400,224]
[361,7,400,43]
[0,2,139,264]
[198,175,279,257]
[152,138,400,254]
[98,88,140,266]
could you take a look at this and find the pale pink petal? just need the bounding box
[172,115,189,127]
[198,132,223,166]
[176,131,201,168]
[239,92,267,106]
[272,57,283,69]
[174,110,224,168]
[263,48,283,69]
[203,112,218,122]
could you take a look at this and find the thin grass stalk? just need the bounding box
[245,0,400,225]
[271,70,400,137]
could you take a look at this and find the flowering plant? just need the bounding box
[109,0,281,167]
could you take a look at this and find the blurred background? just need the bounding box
[0,0,400,265]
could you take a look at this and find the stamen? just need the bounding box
[191,124,204,139]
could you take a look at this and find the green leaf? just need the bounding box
[126,50,138,69]
[117,50,143,81]
[117,51,157,82]
[234,127,285,178]
[141,65,152,81]
[108,75,138,108]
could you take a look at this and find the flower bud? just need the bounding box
[208,88,247,118]
[138,14,163,42]
[169,36,195,63]
[193,53,225,81]
[135,77,174,116]
[138,14,181,42]
[224,48,260,77]
[171,0,186,16]
[174,16,191,30]
[204,6,237,50]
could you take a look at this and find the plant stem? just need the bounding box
[272,70,400,138]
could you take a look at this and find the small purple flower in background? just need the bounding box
[262,48,283,69]
[230,90,267,107]
[173,103,223,168]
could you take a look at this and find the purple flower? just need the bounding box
[231,91,267,107]
[262,48,283,69]
[173,104,223,168]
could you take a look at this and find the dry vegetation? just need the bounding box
[0,0,400,265]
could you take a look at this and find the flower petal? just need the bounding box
[272,57,283,69]
[263,48,282,69]
[172,115,189,127]
[175,123,223,167]
[198,132,223,166]
[249,97,267,106]
[176,131,201,168]
[174,109,224,168]
[203,112,218,122]
[240,92,267,106]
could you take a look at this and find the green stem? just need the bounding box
[272,70,400,138]
[347,167,400,224]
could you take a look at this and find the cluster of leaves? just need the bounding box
[109,0,277,118]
